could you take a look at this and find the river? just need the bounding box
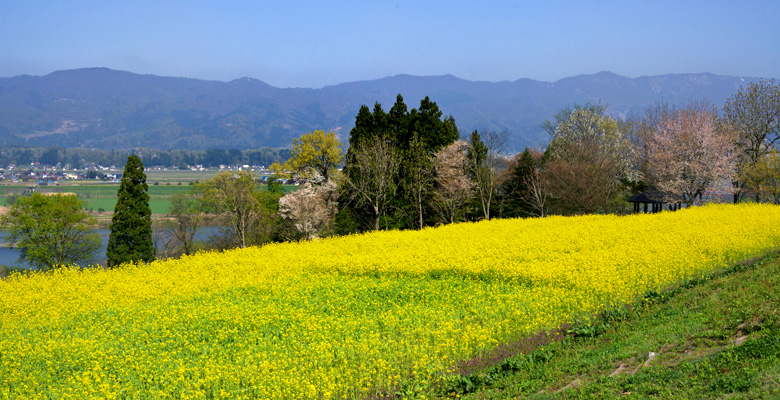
[0,227,222,270]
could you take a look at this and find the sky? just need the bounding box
[1,0,778,88]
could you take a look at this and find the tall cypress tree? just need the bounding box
[106,155,155,267]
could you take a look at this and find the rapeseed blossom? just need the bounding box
[1,204,778,399]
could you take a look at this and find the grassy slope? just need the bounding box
[442,252,780,400]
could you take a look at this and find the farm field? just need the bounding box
[1,204,779,399]
[144,169,223,183]
[0,181,298,213]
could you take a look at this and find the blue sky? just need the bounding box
[1,0,778,88]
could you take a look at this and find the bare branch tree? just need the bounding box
[167,189,209,256]
[468,130,508,220]
[520,149,549,217]
[199,171,260,249]
[404,133,434,229]
[723,79,780,202]
[343,136,401,231]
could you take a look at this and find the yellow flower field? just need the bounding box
[1,204,779,399]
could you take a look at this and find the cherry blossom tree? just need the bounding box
[278,180,338,240]
[433,140,474,224]
[646,102,736,206]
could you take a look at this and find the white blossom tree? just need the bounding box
[278,180,338,240]
[433,140,474,224]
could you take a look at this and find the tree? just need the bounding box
[523,152,550,217]
[343,135,401,231]
[340,94,460,231]
[250,183,285,245]
[467,130,508,220]
[432,140,474,224]
[735,148,780,204]
[722,79,780,202]
[40,148,61,166]
[543,104,634,214]
[404,132,434,229]
[167,187,208,256]
[501,148,540,218]
[1,193,100,270]
[106,155,156,267]
[406,96,459,151]
[646,101,736,206]
[278,180,338,240]
[623,102,675,192]
[199,171,261,249]
[271,130,343,182]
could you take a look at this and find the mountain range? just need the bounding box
[0,68,760,152]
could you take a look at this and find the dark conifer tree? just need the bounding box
[338,94,460,232]
[388,94,409,143]
[501,148,537,218]
[106,155,155,267]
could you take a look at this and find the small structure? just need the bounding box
[627,190,682,214]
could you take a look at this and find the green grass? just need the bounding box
[144,169,223,183]
[1,182,297,213]
[80,197,172,214]
[440,252,780,399]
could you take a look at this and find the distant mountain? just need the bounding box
[0,68,760,152]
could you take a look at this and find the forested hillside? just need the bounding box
[0,68,757,151]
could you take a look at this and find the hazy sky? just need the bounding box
[1,0,778,88]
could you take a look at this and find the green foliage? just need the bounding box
[106,155,155,267]
[740,148,780,204]
[340,94,460,232]
[271,130,343,182]
[467,130,487,166]
[0,193,100,270]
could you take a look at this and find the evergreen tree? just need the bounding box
[501,148,537,218]
[106,155,155,267]
[388,94,409,142]
[339,94,459,232]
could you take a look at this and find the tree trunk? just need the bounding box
[418,197,423,230]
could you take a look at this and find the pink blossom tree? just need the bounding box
[646,102,736,206]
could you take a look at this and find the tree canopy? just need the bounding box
[272,130,343,182]
[1,193,100,270]
[543,103,634,214]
